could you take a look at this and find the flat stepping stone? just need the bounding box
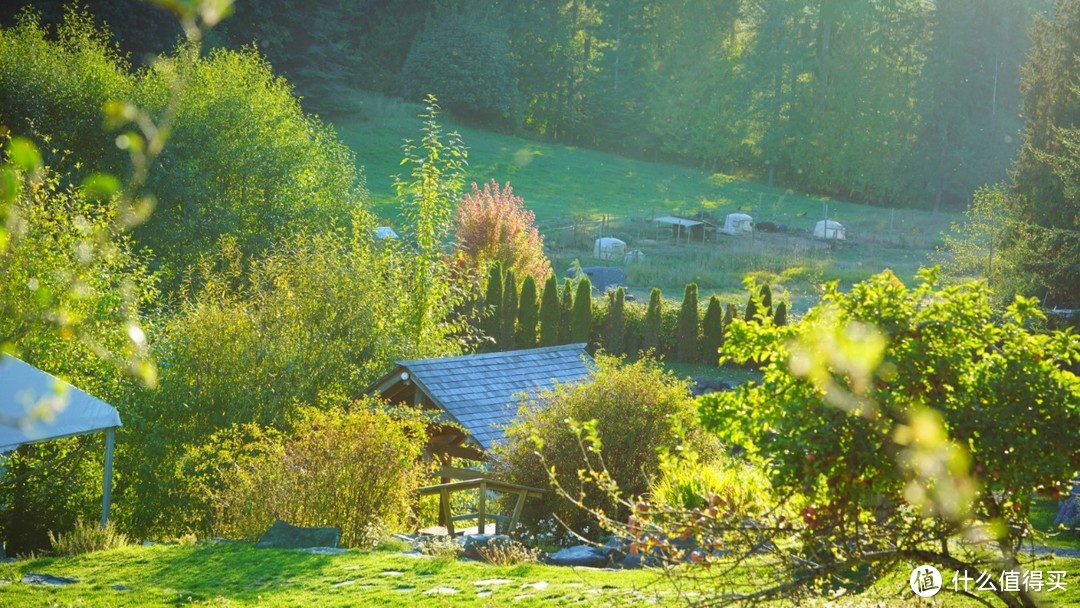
[22,573,77,586]
[477,590,492,598]
[473,578,514,586]
[394,586,414,592]
[521,581,549,590]
[298,547,349,555]
[423,586,460,595]
[330,580,356,587]
[513,594,535,601]
[111,584,132,591]
[380,570,405,577]
[342,565,361,571]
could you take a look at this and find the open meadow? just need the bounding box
[331,92,961,309]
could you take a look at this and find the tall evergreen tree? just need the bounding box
[643,287,662,354]
[724,302,736,327]
[483,263,504,350]
[604,287,626,355]
[539,274,561,346]
[744,290,758,323]
[1013,0,1080,229]
[677,283,699,362]
[701,295,724,365]
[571,278,593,344]
[517,274,539,348]
[559,278,575,344]
[759,284,774,318]
[501,269,518,350]
[905,0,1032,210]
[773,300,788,326]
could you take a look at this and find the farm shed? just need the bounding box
[720,213,754,235]
[593,237,627,260]
[362,344,593,461]
[0,354,120,526]
[654,216,708,243]
[814,219,847,240]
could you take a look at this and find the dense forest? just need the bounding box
[0,0,1051,209]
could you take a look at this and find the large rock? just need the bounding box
[460,534,511,560]
[22,573,78,586]
[545,544,622,568]
[256,520,340,549]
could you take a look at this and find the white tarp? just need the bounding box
[0,354,121,453]
[721,213,753,235]
[593,237,626,260]
[814,219,846,240]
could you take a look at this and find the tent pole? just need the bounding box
[101,427,115,528]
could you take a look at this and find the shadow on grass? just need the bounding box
[140,542,337,602]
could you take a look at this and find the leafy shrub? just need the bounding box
[0,8,133,179]
[649,452,773,517]
[496,355,717,542]
[137,46,361,282]
[451,180,550,286]
[120,214,461,538]
[212,404,430,548]
[48,519,130,556]
[695,270,1080,605]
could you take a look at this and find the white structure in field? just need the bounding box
[375,226,399,240]
[721,213,754,235]
[814,219,846,240]
[593,237,627,260]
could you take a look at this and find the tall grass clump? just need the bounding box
[48,519,130,556]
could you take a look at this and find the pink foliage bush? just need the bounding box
[452,180,550,285]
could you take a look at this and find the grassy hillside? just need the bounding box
[328,91,962,307]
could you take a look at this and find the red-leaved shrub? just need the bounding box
[452,180,550,286]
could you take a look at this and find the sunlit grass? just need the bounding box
[0,541,1074,606]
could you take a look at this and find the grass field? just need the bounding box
[1,541,1075,607]
[328,91,962,309]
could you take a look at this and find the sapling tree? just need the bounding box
[396,95,467,347]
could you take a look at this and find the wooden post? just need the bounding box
[440,487,455,537]
[477,481,487,534]
[438,452,451,527]
[508,491,527,536]
[100,427,115,528]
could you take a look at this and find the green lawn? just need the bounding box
[329,91,961,309]
[1,542,1075,607]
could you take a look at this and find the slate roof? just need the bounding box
[391,344,592,451]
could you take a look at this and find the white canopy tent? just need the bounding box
[0,354,120,526]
